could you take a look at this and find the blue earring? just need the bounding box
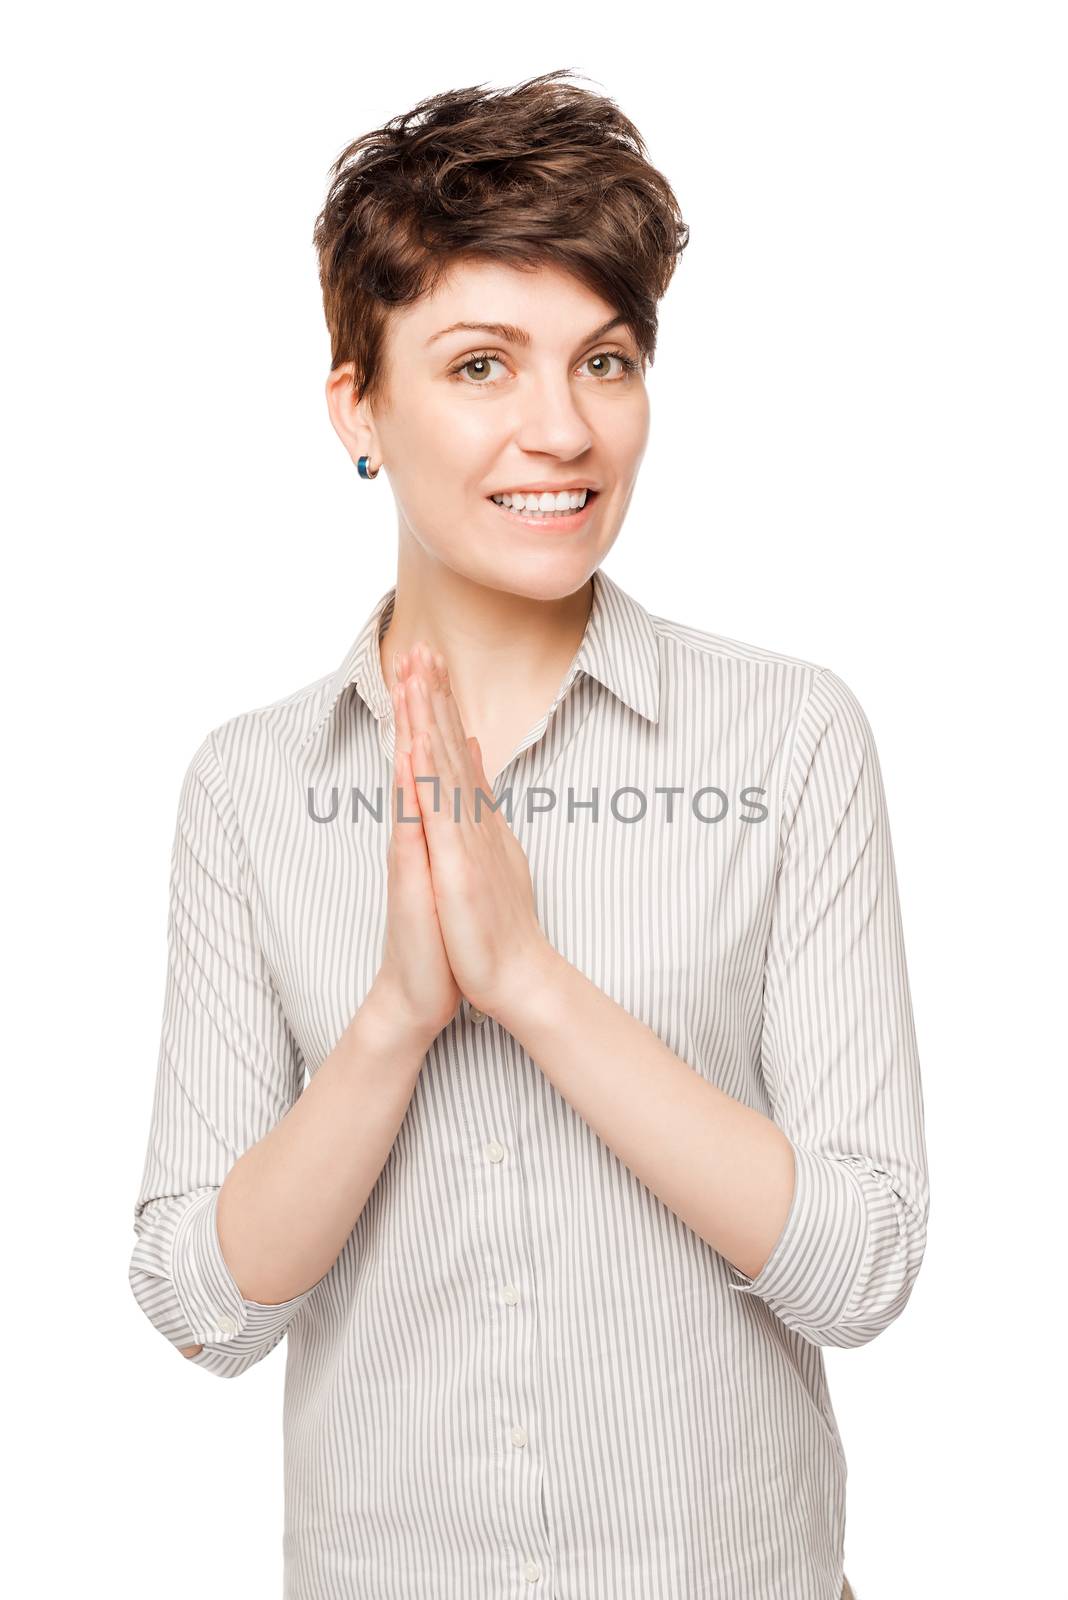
[357,455,379,480]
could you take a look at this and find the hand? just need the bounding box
[402,641,552,1018]
[376,648,463,1042]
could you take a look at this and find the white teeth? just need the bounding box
[490,489,591,514]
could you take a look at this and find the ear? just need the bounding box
[324,361,381,469]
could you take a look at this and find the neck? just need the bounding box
[378,537,594,730]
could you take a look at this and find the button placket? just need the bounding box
[483,1137,549,1583]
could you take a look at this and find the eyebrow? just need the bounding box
[424,315,630,350]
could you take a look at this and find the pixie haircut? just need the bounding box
[312,69,690,411]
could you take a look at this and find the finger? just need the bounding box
[408,645,482,829]
[419,644,468,775]
[392,743,428,848]
[466,735,499,828]
[410,644,479,825]
[468,734,487,782]
[393,677,415,755]
[404,667,443,780]
[394,655,444,829]
[428,648,477,780]
[414,723,466,853]
[404,679,446,831]
[393,682,426,823]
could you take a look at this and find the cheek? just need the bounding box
[408,398,506,491]
[610,392,651,469]
[386,404,489,520]
[390,461,498,577]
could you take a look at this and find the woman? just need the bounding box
[129,70,922,1600]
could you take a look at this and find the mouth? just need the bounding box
[486,488,600,532]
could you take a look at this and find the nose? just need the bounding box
[512,367,594,460]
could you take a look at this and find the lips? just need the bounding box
[492,488,597,498]
[486,489,599,532]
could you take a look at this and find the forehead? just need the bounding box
[394,258,622,349]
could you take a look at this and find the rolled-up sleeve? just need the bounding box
[129,732,316,1379]
[727,668,930,1349]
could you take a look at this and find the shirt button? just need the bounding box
[500,1283,520,1306]
[468,1005,488,1024]
[510,1425,528,1448]
[215,1313,238,1335]
[484,1139,505,1163]
[522,1559,542,1582]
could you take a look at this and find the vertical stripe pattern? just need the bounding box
[129,567,929,1599]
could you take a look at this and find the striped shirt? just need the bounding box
[129,565,929,1599]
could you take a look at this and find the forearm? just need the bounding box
[494,945,795,1281]
[211,974,434,1309]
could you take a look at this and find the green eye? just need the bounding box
[587,350,640,377]
[448,351,508,383]
[447,347,640,386]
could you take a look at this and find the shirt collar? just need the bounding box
[299,565,661,751]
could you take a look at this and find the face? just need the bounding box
[326,258,651,601]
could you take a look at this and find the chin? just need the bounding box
[479,544,613,603]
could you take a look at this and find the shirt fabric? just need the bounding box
[129,565,929,1600]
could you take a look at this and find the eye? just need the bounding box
[446,347,642,388]
[448,350,510,385]
[583,349,641,380]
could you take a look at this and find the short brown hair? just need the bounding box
[312,69,690,410]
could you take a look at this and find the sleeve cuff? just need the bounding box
[726,1139,869,1340]
[170,1188,315,1349]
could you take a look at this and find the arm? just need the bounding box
[129,733,434,1379]
[495,944,799,1284]
[493,668,929,1350]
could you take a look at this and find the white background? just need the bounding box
[3,4,1064,1596]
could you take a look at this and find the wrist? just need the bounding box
[358,971,441,1062]
[489,936,568,1034]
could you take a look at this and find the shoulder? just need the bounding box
[651,607,830,680]
[648,603,830,719]
[207,670,334,751]
[177,668,337,820]
[645,603,879,750]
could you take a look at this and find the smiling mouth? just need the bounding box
[486,489,599,528]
